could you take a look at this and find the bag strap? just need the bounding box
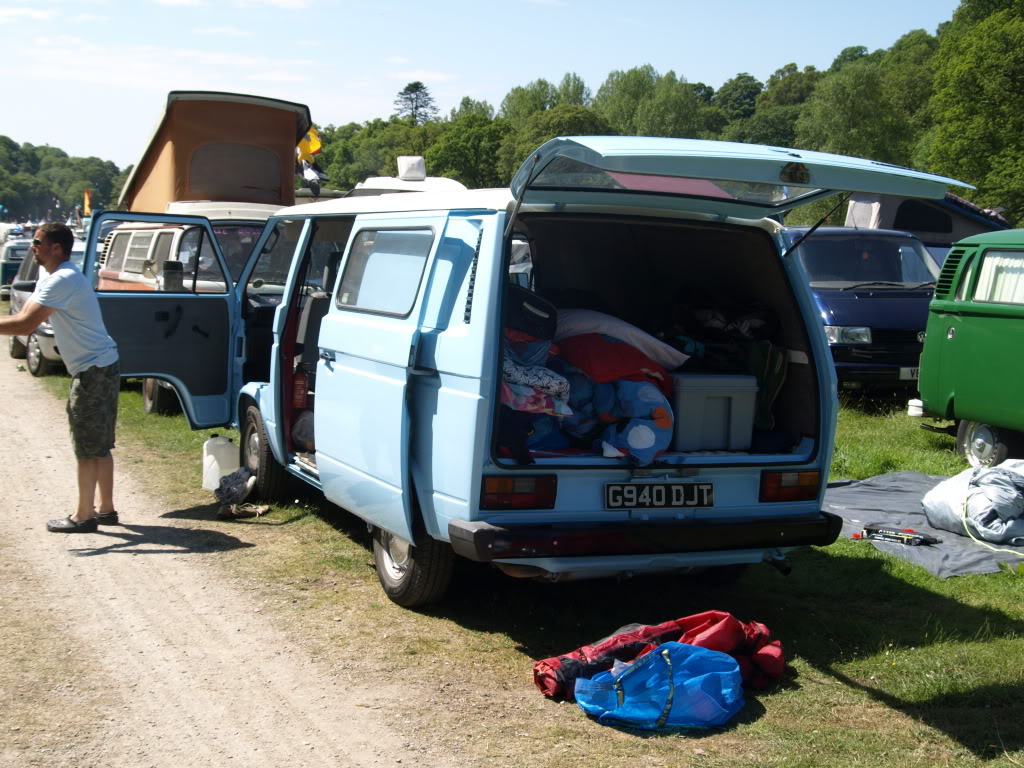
[611,647,676,727]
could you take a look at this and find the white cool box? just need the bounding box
[671,373,759,452]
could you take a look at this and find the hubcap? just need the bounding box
[27,336,41,370]
[245,426,260,473]
[380,531,412,580]
[965,422,996,466]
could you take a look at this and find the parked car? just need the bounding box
[1,237,32,299]
[915,229,1024,467]
[782,227,941,392]
[7,241,85,375]
[83,137,966,606]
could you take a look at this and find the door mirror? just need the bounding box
[10,280,36,292]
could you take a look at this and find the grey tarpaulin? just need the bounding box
[823,471,1024,578]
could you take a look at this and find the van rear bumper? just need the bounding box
[448,512,843,562]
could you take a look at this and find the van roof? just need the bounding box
[275,188,515,217]
[956,228,1024,247]
[119,90,312,212]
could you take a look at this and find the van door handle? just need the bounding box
[157,305,183,339]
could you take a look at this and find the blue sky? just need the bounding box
[1,0,961,170]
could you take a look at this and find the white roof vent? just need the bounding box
[397,156,427,182]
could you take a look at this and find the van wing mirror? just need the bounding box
[11,280,36,292]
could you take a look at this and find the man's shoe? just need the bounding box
[95,511,119,525]
[47,516,98,533]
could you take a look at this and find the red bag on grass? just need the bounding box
[533,610,783,701]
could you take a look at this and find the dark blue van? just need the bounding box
[783,227,940,392]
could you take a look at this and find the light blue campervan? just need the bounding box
[85,137,967,606]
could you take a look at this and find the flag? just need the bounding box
[83,187,92,216]
[296,127,322,166]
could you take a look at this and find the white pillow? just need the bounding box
[554,308,689,370]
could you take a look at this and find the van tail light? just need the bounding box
[482,476,557,510]
[292,372,308,409]
[760,470,820,503]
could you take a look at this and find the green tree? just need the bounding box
[922,6,1024,222]
[426,114,512,188]
[880,29,939,134]
[593,65,659,134]
[393,81,439,125]
[448,97,494,121]
[712,73,763,121]
[829,45,870,71]
[633,72,706,138]
[756,63,822,109]
[795,59,913,164]
[499,79,555,130]
[552,72,591,107]
[496,105,614,183]
[722,105,803,147]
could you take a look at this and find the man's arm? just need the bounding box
[0,300,55,337]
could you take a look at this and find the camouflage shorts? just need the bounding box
[67,361,120,460]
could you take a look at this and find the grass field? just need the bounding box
[17,355,1024,767]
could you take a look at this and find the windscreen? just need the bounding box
[796,235,939,285]
[213,223,265,282]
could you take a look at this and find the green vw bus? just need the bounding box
[917,229,1024,466]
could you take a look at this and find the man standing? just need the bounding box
[0,222,120,533]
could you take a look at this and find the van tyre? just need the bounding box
[373,526,454,608]
[26,334,56,376]
[956,420,1019,468]
[8,333,26,359]
[142,377,181,415]
[242,405,288,501]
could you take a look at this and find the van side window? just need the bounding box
[152,232,174,274]
[176,227,228,293]
[123,233,155,274]
[337,229,433,317]
[246,220,303,306]
[972,250,1024,305]
[955,256,976,302]
[104,233,130,271]
[509,234,533,289]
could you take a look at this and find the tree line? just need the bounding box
[2,0,1019,225]
[0,136,129,222]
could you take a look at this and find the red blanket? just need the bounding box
[533,610,784,701]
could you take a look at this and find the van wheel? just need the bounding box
[142,377,181,415]
[26,335,55,376]
[8,333,26,359]
[373,527,454,608]
[241,405,288,501]
[956,420,1016,468]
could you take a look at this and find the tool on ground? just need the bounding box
[851,523,941,546]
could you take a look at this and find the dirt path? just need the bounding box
[0,359,448,768]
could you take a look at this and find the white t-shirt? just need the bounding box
[33,261,118,376]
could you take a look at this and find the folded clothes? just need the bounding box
[501,380,572,417]
[503,353,570,401]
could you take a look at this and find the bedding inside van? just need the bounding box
[497,214,818,466]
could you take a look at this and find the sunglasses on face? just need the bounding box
[32,239,46,247]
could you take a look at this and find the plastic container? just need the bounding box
[202,434,239,490]
[671,374,758,452]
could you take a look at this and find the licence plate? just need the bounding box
[899,367,920,381]
[605,483,714,510]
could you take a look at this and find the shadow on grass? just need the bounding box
[214,492,1022,754]
[66,523,256,556]
[413,545,1024,756]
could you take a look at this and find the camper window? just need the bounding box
[336,229,433,317]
